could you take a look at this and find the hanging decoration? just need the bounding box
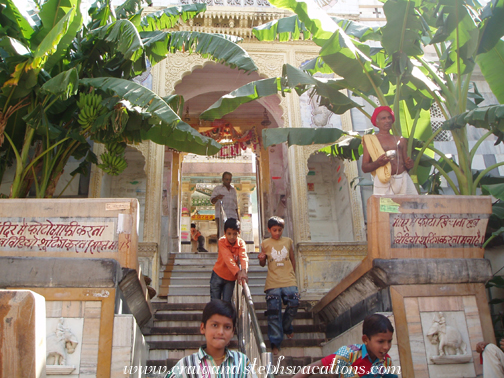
[200,120,260,159]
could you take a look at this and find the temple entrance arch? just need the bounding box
[153,56,288,256]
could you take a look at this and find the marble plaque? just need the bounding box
[0,217,117,253]
[420,311,475,378]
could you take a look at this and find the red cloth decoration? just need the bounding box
[200,121,259,158]
[351,356,374,377]
[320,354,337,368]
[371,106,395,126]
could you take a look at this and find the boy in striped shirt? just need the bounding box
[166,300,257,378]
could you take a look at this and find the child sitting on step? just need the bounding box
[292,313,399,378]
[165,299,257,378]
[191,223,208,253]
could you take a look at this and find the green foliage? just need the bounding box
[486,275,504,340]
[205,0,504,198]
[0,0,258,198]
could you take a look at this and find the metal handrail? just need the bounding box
[218,199,226,238]
[235,281,274,378]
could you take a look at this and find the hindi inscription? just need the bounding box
[0,217,117,254]
[390,213,488,249]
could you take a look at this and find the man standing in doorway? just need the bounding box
[211,172,239,238]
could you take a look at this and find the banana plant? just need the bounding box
[0,0,257,198]
[201,0,504,196]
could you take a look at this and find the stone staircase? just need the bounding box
[145,253,327,376]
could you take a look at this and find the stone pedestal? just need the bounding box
[0,198,152,378]
[314,195,494,378]
[0,290,46,378]
[0,257,152,378]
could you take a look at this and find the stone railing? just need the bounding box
[296,241,367,302]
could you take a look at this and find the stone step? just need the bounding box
[152,317,319,329]
[162,265,266,272]
[146,332,326,342]
[154,311,314,322]
[164,295,266,303]
[161,277,267,286]
[151,302,266,311]
[148,338,324,351]
[165,284,266,296]
[148,324,324,336]
[148,340,239,350]
[167,252,262,259]
[164,256,263,264]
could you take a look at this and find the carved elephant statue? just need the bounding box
[427,312,466,356]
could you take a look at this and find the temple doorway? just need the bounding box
[172,62,286,253]
[180,146,259,253]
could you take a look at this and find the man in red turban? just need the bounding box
[361,107,416,195]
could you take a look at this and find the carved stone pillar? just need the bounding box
[340,106,366,242]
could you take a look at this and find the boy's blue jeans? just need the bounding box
[210,270,235,303]
[265,286,299,348]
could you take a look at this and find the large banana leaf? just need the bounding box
[139,4,207,32]
[430,0,479,75]
[252,14,379,44]
[483,183,504,200]
[2,11,72,92]
[319,32,381,94]
[88,0,116,29]
[260,0,382,94]
[40,67,79,100]
[200,77,285,120]
[282,64,362,114]
[92,19,144,62]
[80,77,220,155]
[200,64,362,121]
[262,127,348,147]
[381,0,424,57]
[330,17,381,42]
[80,77,180,128]
[442,104,504,131]
[252,15,310,42]
[145,121,221,155]
[0,0,36,42]
[477,39,504,104]
[261,0,337,45]
[141,31,257,73]
[477,0,504,54]
[318,133,364,161]
[299,56,334,75]
[115,0,152,19]
[30,9,73,71]
[40,0,83,73]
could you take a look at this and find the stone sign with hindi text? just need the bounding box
[0,218,117,254]
[367,195,492,259]
[390,213,485,249]
[0,199,139,269]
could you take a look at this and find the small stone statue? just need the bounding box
[426,312,471,364]
[46,318,78,366]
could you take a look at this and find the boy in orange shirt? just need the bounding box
[210,218,248,302]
